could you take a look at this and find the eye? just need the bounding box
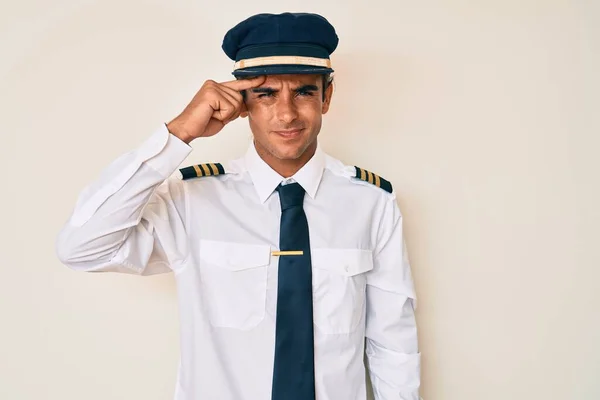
[257,92,274,98]
[297,90,314,97]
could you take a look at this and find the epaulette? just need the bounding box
[179,163,226,180]
[354,166,393,193]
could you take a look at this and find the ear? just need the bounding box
[322,81,334,114]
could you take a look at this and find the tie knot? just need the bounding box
[277,182,305,210]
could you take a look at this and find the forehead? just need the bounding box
[260,74,322,88]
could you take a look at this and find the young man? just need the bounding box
[56,12,421,400]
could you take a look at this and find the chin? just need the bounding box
[268,138,309,160]
[272,147,305,160]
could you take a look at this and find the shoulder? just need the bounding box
[175,160,246,194]
[177,162,228,180]
[351,166,394,194]
[324,153,395,197]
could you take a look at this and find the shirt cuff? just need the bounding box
[144,123,193,177]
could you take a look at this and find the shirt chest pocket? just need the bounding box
[311,249,374,334]
[198,240,271,330]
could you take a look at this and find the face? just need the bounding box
[243,74,333,165]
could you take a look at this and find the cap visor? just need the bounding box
[232,64,334,77]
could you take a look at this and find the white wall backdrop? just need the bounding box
[1,1,598,399]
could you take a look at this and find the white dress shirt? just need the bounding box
[56,123,421,400]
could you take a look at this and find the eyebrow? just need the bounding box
[250,84,319,94]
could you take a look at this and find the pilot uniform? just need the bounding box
[56,12,421,400]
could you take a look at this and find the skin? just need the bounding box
[167,73,334,178]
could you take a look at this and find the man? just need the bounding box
[56,12,421,400]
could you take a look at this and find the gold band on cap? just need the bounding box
[234,56,332,71]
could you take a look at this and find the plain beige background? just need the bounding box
[1,0,599,399]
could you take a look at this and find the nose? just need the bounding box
[274,93,299,124]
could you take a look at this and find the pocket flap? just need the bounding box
[311,248,374,276]
[199,240,271,271]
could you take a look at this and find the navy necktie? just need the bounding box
[271,182,315,400]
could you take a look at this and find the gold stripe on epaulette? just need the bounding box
[209,163,219,175]
[193,165,203,177]
[200,164,210,176]
[367,170,374,184]
[360,168,366,181]
[374,174,381,188]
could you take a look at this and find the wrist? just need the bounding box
[166,120,194,144]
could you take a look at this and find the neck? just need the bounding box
[255,142,317,178]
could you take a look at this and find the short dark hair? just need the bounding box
[321,73,334,101]
[239,73,333,101]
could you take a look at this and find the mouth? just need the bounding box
[273,128,305,139]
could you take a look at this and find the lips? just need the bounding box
[273,128,304,137]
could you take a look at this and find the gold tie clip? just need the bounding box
[271,251,304,256]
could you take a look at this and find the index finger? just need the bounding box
[221,75,266,91]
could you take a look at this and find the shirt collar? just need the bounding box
[243,141,326,203]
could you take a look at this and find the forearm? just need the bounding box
[56,124,192,273]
